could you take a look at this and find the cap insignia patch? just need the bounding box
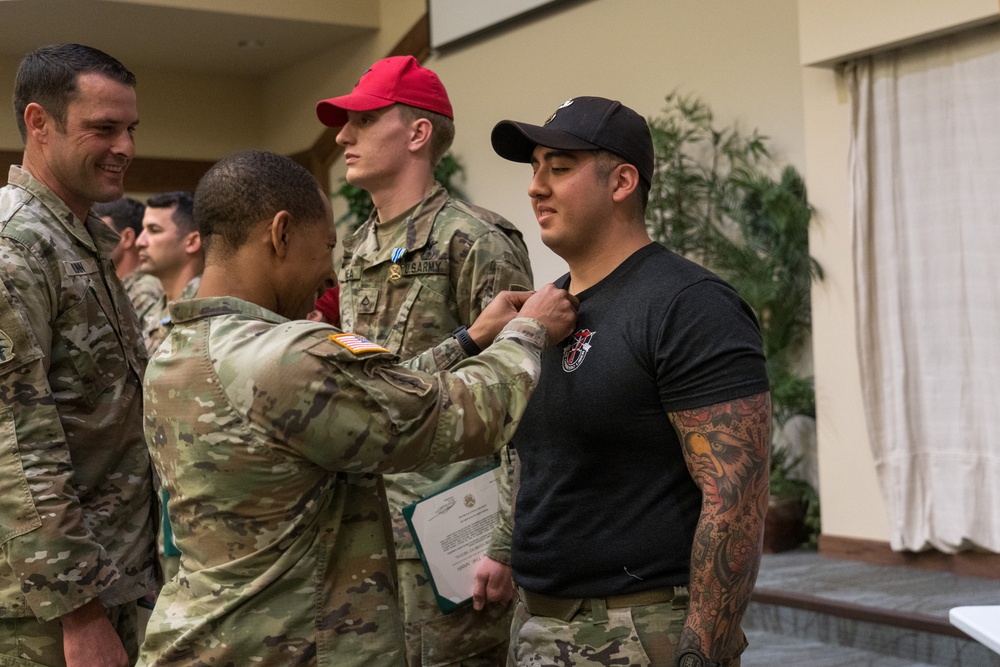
[545,99,575,125]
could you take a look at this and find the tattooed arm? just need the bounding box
[668,392,771,663]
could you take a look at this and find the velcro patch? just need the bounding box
[0,328,14,365]
[63,257,99,275]
[328,333,389,355]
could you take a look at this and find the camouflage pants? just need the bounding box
[397,559,513,667]
[0,600,139,666]
[507,589,743,667]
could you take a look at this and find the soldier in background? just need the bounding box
[130,191,202,586]
[135,191,202,355]
[94,196,164,335]
[137,149,576,665]
[0,43,159,666]
[317,55,532,667]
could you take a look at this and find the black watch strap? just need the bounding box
[452,325,482,356]
[676,649,721,667]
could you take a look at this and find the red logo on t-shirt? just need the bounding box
[562,329,595,372]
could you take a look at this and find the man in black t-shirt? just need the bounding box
[486,97,771,667]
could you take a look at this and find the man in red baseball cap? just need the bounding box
[316,57,537,667]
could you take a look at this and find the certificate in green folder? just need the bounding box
[402,465,500,613]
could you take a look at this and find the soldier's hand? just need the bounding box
[471,556,515,610]
[62,598,130,667]
[467,289,534,349]
[518,283,579,346]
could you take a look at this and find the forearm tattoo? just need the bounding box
[669,392,771,658]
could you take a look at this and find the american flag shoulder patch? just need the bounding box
[328,333,390,355]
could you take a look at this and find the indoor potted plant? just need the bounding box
[646,92,822,550]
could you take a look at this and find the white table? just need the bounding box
[950,605,1000,655]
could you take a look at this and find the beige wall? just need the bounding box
[260,0,425,154]
[0,56,22,149]
[799,0,999,66]
[0,0,421,160]
[427,0,806,286]
[800,66,890,541]
[130,68,262,160]
[117,0,379,27]
[0,58,263,160]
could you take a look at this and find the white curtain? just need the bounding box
[848,23,1000,553]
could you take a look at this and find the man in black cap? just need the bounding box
[489,97,772,667]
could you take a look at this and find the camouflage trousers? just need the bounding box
[0,600,139,666]
[397,559,513,667]
[507,587,743,667]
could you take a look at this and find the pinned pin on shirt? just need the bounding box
[388,247,404,283]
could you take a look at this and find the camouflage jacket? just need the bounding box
[123,270,164,333]
[0,166,160,622]
[138,296,546,666]
[339,182,533,561]
[142,275,200,355]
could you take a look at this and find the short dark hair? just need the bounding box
[13,43,135,143]
[593,150,649,219]
[195,151,328,257]
[396,104,455,167]
[146,191,196,236]
[93,197,145,234]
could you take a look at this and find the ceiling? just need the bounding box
[0,0,378,77]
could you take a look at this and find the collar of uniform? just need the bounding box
[179,275,201,300]
[169,295,286,327]
[344,181,451,264]
[7,165,108,256]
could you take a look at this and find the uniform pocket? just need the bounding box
[419,601,510,667]
[513,601,667,667]
[0,407,42,546]
[397,276,451,354]
[53,284,128,404]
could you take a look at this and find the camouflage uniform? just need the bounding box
[0,166,160,664]
[123,270,164,334]
[508,590,695,667]
[136,274,201,585]
[339,182,533,667]
[141,276,200,356]
[138,295,547,666]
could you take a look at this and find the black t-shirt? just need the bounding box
[511,242,769,598]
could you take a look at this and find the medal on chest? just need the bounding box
[388,247,405,283]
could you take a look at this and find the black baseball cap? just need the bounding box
[491,96,653,186]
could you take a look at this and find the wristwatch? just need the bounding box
[452,325,482,356]
[676,649,721,667]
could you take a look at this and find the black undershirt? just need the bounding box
[511,243,769,597]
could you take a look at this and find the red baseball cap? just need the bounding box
[316,56,453,128]
[313,285,340,326]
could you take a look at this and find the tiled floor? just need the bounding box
[743,629,943,667]
[740,551,1000,666]
[752,551,1000,617]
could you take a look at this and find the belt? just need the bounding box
[517,586,686,622]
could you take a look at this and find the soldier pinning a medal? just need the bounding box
[137,149,577,666]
